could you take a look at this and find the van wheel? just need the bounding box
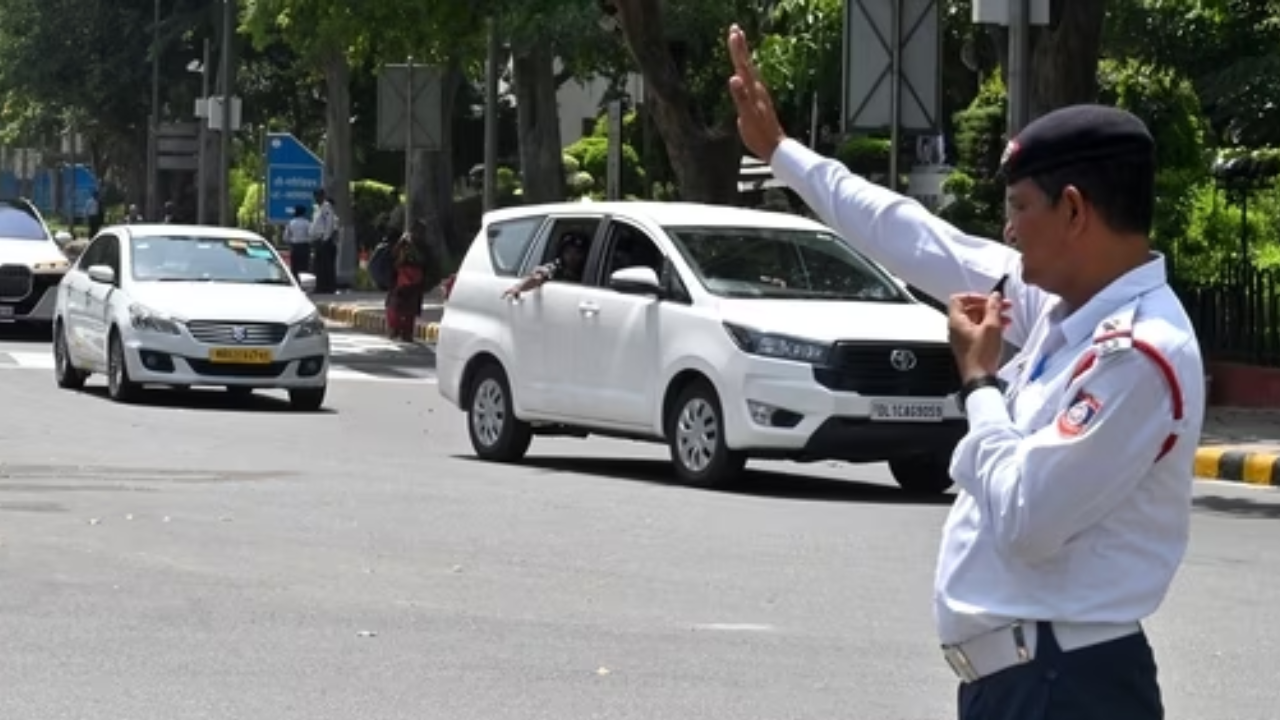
[467,363,532,462]
[666,380,746,488]
[888,454,955,495]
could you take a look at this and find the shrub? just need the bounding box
[563,136,646,197]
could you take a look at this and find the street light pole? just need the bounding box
[148,0,160,220]
[219,0,234,226]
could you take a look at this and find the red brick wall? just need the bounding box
[1208,361,1280,407]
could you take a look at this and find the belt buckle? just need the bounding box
[943,621,1033,684]
[942,644,980,683]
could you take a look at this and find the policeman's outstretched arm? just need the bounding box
[727,24,1044,348]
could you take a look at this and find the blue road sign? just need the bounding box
[265,133,323,224]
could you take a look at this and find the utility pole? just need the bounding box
[219,0,235,226]
[1006,0,1031,135]
[148,0,160,220]
[482,15,500,213]
[198,38,210,225]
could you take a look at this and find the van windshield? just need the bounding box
[664,225,907,302]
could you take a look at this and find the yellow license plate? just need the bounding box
[208,347,274,364]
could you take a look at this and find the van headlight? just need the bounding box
[129,303,181,335]
[723,322,831,364]
[293,312,326,338]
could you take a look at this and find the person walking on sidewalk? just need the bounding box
[385,221,428,342]
[728,24,1205,720]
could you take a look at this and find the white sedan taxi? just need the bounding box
[52,225,330,410]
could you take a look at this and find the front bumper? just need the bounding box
[0,271,62,323]
[122,330,330,389]
[721,354,967,462]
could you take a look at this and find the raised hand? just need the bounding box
[727,24,787,162]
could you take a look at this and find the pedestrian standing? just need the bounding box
[385,221,428,341]
[284,204,312,280]
[727,24,1205,720]
[309,189,338,293]
[85,191,103,238]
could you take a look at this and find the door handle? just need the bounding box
[578,301,599,316]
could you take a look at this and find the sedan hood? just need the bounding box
[129,282,317,324]
[718,297,947,344]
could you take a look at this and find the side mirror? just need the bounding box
[298,272,317,293]
[54,230,73,245]
[609,266,662,296]
[87,264,115,285]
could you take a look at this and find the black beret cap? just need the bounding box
[999,104,1155,184]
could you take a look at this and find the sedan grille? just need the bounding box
[185,321,289,346]
[0,264,33,301]
[814,341,961,397]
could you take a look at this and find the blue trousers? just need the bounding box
[958,623,1163,720]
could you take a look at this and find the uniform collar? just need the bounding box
[1056,253,1167,347]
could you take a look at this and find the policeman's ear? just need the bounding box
[1059,184,1088,237]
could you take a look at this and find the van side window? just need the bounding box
[488,217,546,277]
[536,217,603,266]
[601,221,664,280]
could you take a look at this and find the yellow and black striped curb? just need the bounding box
[1195,447,1280,486]
[315,302,440,344]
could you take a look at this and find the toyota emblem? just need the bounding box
[889,349,917,372]
[231,325,247,343]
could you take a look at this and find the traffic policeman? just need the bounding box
[727,24,1205,720]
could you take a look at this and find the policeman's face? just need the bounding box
[1004,179,1083,292]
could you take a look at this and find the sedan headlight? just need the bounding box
[293,311,327,339]
[129,303,181,335]
[723,322,831,364]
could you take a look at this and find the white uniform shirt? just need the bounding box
[770,139,1205,645]
[285,217,311,245]
[310,200,337,241]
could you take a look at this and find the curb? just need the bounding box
[1194,447,1280,486]
[315,301,440,344]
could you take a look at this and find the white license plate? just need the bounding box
[0,306,13,318]
[870,399,946,422]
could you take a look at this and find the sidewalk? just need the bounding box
[311,291,444,343]
[311,295,1280,484]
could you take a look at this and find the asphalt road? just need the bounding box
[0,327,1277,719]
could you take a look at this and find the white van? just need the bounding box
[435,201,966,493]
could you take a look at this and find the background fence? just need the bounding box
[1176,264,1280,367]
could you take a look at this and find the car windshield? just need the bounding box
[130,235,293,285]
[665,225,907,302]
[0,203,50,241]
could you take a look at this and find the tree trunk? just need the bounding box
[321,48,357,288]
[408,60,465,283]
[610,0,742,205]
[512,43,565,205]
[989,0,1108,120]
